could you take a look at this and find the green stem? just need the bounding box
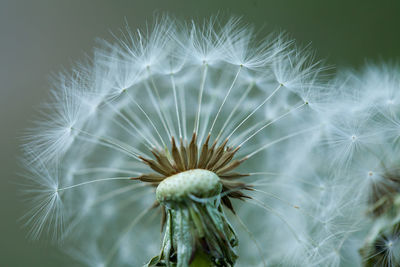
[147,201,238,267]
[189,250,214,267]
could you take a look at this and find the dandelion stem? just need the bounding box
[104,100,155,149]
[144,80,172,142]
[124,91,167,149]
[179,83,188,141]
[57,177,132,192]
[170,74,183,139]
[245,124,321,158]
[195,63,208,134]
[227,83,283,140]
[149,71,177,138]
[73,128,143,160]
[216,82,254,141]
[74,167,142,176]
[209,65,242,136]
[238,102,307,147]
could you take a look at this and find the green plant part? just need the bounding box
[147,198,238,267]
[133,134,252,266]
[360,169,400,267]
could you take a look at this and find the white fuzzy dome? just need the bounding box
[156,169,221,203]
[23,15,400,267]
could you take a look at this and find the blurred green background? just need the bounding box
[1,0,399,266]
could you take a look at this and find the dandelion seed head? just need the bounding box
[20,15,349,266]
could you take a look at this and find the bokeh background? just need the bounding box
[1,0,399,266]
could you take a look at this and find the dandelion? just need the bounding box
[315,63,400,267]
[21,16,343,266]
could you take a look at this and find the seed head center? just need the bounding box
[156,169,222,203]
